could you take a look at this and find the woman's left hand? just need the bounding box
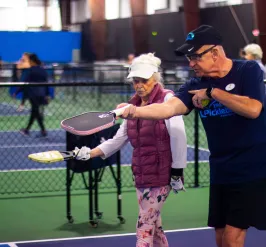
[170,176,186,194]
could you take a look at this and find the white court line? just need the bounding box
[0,144,65,149]
[187,160,209,164]
[121,161,209,167]
[187,144,210,152]
[0,161,209,173]
[0,168,65,173]
[0,144,209,173]
[0,129,64,133]
[0,142,208,152]
[1,227,212,245]
[7,243,18,247]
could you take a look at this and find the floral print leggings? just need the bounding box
[136,185,171,247]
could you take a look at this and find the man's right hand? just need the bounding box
[116,103,128,109]
[120,104,137,119]
[115,103,129,119]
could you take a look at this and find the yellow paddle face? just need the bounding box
[28,151,64,163]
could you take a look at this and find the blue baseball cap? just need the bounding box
[175,25,223,56]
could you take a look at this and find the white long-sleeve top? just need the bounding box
[98,93,187,169]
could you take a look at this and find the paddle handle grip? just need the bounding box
[112,104,131,117]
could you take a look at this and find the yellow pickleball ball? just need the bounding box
[201,99,210,107]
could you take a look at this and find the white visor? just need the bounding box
[127,63,158,79]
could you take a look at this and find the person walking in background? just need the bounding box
[127,53,135,65]
[0,56,2,70]
[15,53,31,112]
[14,53,49,138]
[243,43,266,78]
[120,26,266,247]
[75,53,187,247]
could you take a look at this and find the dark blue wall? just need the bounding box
[0,31,81,63]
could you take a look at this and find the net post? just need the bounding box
[194,110,199,188]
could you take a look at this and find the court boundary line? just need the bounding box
[7,243,18,247]
[0,140,209,152]
[0,129,65,133]
[0,168,66,172]
[187,144,209,152]
[0,161,209,173]
[0,102,52,116]
[0,144,65,149]
[2,227,212,245]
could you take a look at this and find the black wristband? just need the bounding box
[206,87,213,99]
[171,168,183,177]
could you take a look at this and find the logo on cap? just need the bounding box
[186,32,195,41]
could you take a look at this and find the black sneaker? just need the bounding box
[20,129,30,136]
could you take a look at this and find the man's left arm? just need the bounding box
[190,62,264,119]
[212,62,264,119]
[211,88,262,119]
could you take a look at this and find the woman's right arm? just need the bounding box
[90,120,129,159]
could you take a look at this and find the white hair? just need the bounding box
[132,53,161,67]
[244,44,263,60]
[131,53,164,87]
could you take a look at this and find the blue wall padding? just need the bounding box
[0,31,81,63]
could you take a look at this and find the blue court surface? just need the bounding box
[0,130,210,171]
[0,227,265,247]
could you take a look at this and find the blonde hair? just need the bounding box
[244,44,263,60]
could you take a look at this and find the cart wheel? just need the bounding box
[95,212,103,219]
[118,216,126,224]
[90,221,98,228]
[68,216,74,224]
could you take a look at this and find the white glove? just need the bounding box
[170,176,186,194]
[75,146,91,161]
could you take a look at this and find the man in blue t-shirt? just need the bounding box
[121,25,266,247]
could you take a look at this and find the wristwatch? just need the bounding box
[206,87,213,99]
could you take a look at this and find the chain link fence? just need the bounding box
[0,65,210,198]
[0,82,210,198]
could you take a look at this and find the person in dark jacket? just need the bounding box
[14,53,49,137]
[15,53,31,112]
[74,53,187,247]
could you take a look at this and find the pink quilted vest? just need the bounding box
[127,84,173,188]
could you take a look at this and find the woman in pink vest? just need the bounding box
[76,53,187,247]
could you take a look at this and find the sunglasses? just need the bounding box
[132,77,149,84]
[186,45,216,62]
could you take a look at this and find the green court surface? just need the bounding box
[0,86,211,243]
[0,163,210,197]
[0,187,209,242]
